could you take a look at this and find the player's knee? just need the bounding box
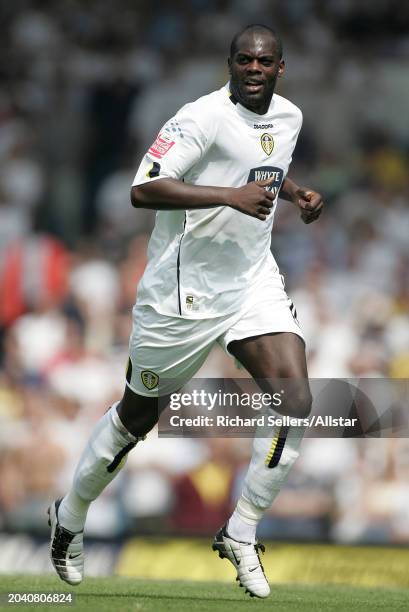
[117,388,160,438]
[285,388,312,419]
[118,405,158,438]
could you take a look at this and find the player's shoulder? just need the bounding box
[273,93,303,124]
[173,86,227,142]
[177,86,228,123]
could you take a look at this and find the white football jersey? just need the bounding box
[132,83,302,318]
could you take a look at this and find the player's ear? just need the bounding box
[227,57,232,75]
[278,59,285,77]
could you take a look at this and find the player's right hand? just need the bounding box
[228,178,275,221]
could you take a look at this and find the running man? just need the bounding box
[49,24,323,598]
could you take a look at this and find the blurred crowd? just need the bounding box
[0,1,408,543]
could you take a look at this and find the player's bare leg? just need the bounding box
[230,331,310,418]
[213,332,311,598]
[48,386,164,585]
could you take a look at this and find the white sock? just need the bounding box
[58,402,139,533]
[242,424,305,509]
[57,490,90,533]
[227,424,305,542]
[227,495,263,543]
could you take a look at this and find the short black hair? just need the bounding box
[230,24,283,60]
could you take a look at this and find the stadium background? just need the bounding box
[0,0,409,586]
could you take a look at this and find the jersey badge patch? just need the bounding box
[141,370,159,390]
[148,132,175,159]
[260,133,274,156]
[185,295,199,312]
[146,161,161,178]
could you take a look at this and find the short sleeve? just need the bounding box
[286,107,303,171]
[132,107,208,187]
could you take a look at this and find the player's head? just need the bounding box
[228,24,285,114]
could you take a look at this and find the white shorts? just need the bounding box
[127,273,304,397]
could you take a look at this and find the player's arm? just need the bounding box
[131,177,275,221]
[131,107,275,221]
[131,179,228,210]
[279,176,324,224]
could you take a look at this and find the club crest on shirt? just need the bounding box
[260,133,274,156]
[247,166,284,198]
[141,370,159,390]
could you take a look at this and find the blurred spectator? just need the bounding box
[0,235,69,328]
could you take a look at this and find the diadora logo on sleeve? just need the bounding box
[148,132,175,159]
[248,166,284,198]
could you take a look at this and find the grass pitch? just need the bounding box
[1,575,409,612]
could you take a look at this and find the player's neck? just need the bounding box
[245,100,271,115]
[230,85,273,115]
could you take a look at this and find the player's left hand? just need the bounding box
[295,188,324,224]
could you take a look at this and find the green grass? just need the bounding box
[1,575,408,612]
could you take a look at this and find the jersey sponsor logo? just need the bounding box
[253,123,274,129]
[148,132,175,159]
[260,132,274,156]
[141,370,159,390]
[248,166,284,198]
